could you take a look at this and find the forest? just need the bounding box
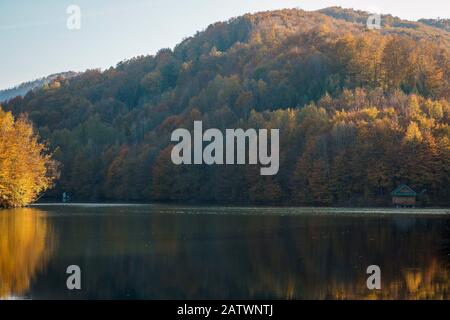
[1,8,449,206]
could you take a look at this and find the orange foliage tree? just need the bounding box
[0,107,59,208]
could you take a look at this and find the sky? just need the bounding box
[0,0,449,90]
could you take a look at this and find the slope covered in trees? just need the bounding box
[0,72,80,103]
[2,8,449,206]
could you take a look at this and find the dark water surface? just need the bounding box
[0,204,449,299]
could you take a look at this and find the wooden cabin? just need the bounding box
[391,184,417,207]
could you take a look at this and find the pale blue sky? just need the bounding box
[0,0,448,90]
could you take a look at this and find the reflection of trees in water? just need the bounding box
[0,208,54,299]
[33,212,449,299]
[329,257,449,299]
[440,218,450,287]
[235,216,450,300]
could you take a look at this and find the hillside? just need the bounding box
[0,71,80,103]
[418,18,450,32]
[320,6,450,36]
[1,7,449,206]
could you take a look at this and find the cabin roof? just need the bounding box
[391,184,417,197]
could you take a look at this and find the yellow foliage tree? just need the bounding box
[404,121,423,142]
[0,107,59,208]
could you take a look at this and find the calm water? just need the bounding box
[0,204,449,300]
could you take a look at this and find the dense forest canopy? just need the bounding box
[2,8,449,206]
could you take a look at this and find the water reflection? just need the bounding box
[0,208,54,299]
[1,205,450,299]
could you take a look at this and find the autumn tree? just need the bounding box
[0,108,58,208]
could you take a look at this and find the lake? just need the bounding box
[0,204,449,299]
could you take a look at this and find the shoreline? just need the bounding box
[25,202,450,216]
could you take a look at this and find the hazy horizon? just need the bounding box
[1,0,449,90]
